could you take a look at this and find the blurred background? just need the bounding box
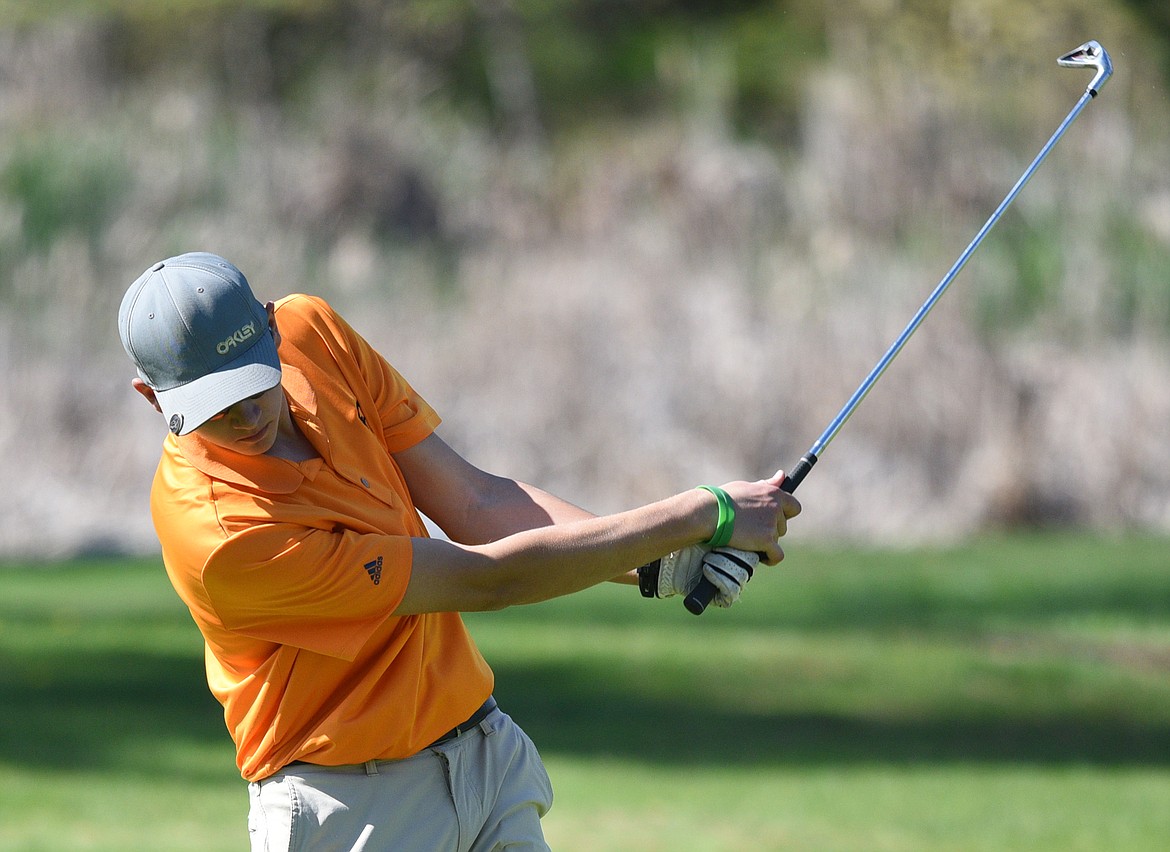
[1,0,1168,559]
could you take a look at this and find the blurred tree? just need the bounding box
[59,0,825,145]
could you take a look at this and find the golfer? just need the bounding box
[119,251,800,851]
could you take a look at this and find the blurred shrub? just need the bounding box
[1,133,128,257]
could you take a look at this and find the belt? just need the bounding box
[284,696,498,773]
[428,696,497,747]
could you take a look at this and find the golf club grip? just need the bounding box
[683,453,817,615]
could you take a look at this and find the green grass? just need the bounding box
[1,535,1168,850]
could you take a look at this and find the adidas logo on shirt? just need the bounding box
[364,556,383,585]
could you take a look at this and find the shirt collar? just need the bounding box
[172,365,322,493]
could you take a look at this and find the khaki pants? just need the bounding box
[247,705,553,851]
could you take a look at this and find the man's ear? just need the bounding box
[131,378,164,414]
[266,301,281,347]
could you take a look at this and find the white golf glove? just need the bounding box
[654,545,706,598]
[701,547,760,608]
[651,545,759,608]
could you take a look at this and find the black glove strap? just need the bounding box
[637,559,661,598]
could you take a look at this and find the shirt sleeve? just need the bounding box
[287,295,441,454]
[200,522,413,661]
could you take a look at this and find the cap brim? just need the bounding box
[154,329,282,436]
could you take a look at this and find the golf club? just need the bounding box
[675,39,1113,615]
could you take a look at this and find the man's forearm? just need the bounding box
[511,481,595,525]
[513,482,637,584]
[401,488,713,613]
[443,474,595,545]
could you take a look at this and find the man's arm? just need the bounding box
[394,432,594,544]
[395,433,639,585]
[391,432,799,615]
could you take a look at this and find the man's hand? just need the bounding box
[653,545,759,607]
[654,545,706,599]
[701,548,759,608]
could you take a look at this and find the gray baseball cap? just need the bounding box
[118,252,282,436]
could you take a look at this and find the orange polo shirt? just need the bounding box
[149,294,493,781]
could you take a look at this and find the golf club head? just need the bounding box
[1058,40,1112,97]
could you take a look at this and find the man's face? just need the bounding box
[192,383,286,455]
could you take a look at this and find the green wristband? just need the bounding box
[696,485,735,549]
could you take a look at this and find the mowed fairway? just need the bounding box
[1,535,1168,850]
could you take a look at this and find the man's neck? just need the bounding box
[267,404,319,463]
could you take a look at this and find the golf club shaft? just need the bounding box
[683,44,1110,615]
